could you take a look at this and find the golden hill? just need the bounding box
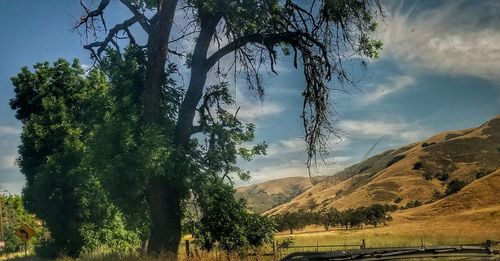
[266,115,500,215]
[235,176,313,213]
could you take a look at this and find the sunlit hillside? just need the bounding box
[265,116,500,215]
[235,177,313,213]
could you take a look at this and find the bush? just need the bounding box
[421,142,436,148]
[432,190,443,200]
[422,172,433,180]
[476,171,488,179]
[385,155,406,168]
[401,200,422,210]
[436,172,449,181]
[394,196,403,203]
[445,180,467,196]
[412,162,423,170]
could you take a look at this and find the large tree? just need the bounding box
[10,60,140,257]
[75,0,382,255]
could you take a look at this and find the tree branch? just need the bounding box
[76,0,110,29]
[119,0,151,34]
[83,16,139,56]
[206,31,330,73]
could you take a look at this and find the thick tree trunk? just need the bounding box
[143,8,220,258]
[174,14,221,145]
[146,176,182,256]
[143,0,179,124]
[141,0,182,256]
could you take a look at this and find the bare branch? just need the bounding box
[83,16,139,56]
[75,0,110,29]
[119,0,151,34]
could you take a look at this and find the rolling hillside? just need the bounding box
[265,115,500,216]
[235,177,313,213]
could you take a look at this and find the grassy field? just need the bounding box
[2,224,498,260]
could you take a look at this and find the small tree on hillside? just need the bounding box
[339,209,354,230]
[319,208,341,231]
[445,180,467,196]
[274,211,307,234]
[363,204,391,227]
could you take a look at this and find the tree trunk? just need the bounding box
[143,0,179,124]
[146,176,182,256]
[174,14,221,145]
[143,8,220,258]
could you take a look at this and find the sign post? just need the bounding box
[15,224,36,256]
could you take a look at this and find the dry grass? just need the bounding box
[235,177,313,214]
[267,116,500,215]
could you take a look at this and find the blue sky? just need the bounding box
[1,0,499,194]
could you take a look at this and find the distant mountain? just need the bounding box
[235,177,313,213]
[265,115,500,215]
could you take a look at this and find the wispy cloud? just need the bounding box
[0,126,20,135]
[267,137,305,156]
[359,75,415,105]
[233,91,284,122]
[339,118,428,143]
[379,0,500,82]
[244,159,349,185]
[0,154,17,170]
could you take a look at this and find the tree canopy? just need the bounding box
[11,0,383,257]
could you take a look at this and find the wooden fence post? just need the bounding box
[362,239,366,249]
[185,240,190,259]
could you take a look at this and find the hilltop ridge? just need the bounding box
[263,116,500,215]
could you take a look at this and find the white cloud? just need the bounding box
[379,1,500,82]
[244,159,348,185]
[0,154,17,170]
[0,126,20,135]
[339,118,428,143]
[359,75,415,105]
[233,91,284,121]
[267,137,305,156]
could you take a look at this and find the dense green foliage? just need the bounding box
[0,195,43,254]
[13,0,383,256]
[10,59,139,257]
[10,48,274,256]
[445,180,467,196]
[274,211,308,234]
[273,204,396,233]
[192,182,275,252]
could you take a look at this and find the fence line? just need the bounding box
[183,239,366,260]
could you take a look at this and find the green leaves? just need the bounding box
[192,181,275,252]
[10,58,138,257]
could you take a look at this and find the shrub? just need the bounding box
[422,172,433,180]
[421,142,436,148]
[385,155,406,168]
[357,166,371,173]
[445,180,467,196]
[476,171,488,179]
[394,196,403,203]
[401,200,422,210]
[432,190,443,200]
[436,172,449,181]
[412,162,423,170]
